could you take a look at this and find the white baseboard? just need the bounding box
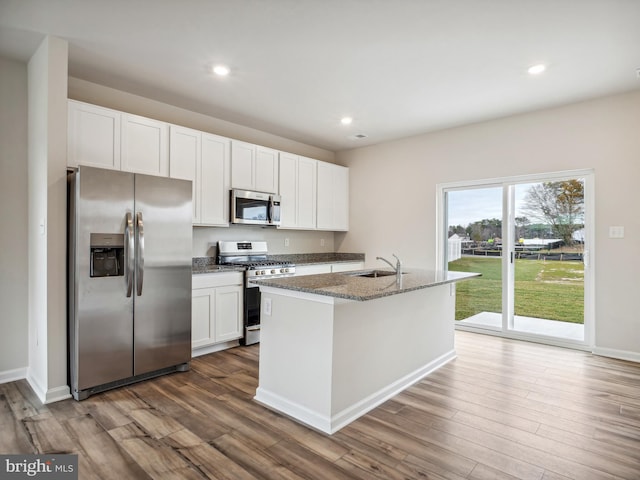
[330,350,457,433]
[0,367,28,384]
[45,385,71,404]
[26,371,71,404]
[26,370,47,403]
[255,388,332,433]
[192,339,240,358]
[255,349,456,435]
[592,346,640,364]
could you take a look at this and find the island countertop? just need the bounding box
[251,268,480,301]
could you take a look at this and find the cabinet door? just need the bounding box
[317,162,349,231]
[201,133,231,226]
[316,162,334,230]
[297,156,317,229]
[214,285,243,342]
[68,100,121,170]
[278,152,298,228]
[255,146,279,193]
[231,141,255,190]
[121,114,169,176]
[333,164,349,231]
[169,125,200,222]
[192,288,215,349]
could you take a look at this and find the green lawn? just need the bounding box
[449,256,584,323]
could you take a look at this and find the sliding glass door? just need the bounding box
[446,186,503,331]
[441,171,592,347]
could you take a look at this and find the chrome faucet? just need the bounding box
[376,254,402,285]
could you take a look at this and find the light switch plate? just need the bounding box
[263,297,272,316]
[609,226,624,239]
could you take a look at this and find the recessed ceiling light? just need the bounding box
[213,65,230,76]
[340,117,353,125]
[527,64,546,75]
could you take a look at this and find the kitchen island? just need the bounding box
[252,269,480,434]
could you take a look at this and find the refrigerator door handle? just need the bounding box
[136,212,145,296]
[125,212,134,297]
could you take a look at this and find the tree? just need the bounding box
[523,180,584,246]
[514,216,530,240]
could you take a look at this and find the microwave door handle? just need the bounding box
[125,212,134,297]
[136,212,144,296]
[270,197,280,224]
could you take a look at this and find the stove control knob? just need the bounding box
[260,270,266,275]
[271,269,276,274]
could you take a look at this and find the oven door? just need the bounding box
[242,283,261,345]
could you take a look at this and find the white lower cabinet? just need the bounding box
[192,272,243,355]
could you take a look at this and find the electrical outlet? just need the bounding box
[609,226,624,239]
[320,238,325,247]
[284,238,290,247]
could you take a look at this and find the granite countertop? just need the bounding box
[192,253,365,274]
[251,269,481,301]
[192,257,245,274]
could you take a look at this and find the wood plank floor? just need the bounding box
[2,331,640,479]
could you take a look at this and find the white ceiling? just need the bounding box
[1,0,639,152]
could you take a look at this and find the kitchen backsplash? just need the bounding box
[192,225,335,257]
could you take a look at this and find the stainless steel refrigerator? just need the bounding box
[68,165,192,400]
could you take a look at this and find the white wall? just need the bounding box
[336,90,640,359]
[27,36,70,402]
[0,57,29,381]
[194,225,334,257]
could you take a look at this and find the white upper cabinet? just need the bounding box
[231,141,279,193]
[68,100,349,231]
[68,100,121,170]
[317,162,349,231]
[255,146,279,193]
[278,152,317,229]
[200,133,231,226]
[169,125,200,222]
[169,125,231,226]
[278,152,297,228]
[121,114,169,176]
[230,141,254,190]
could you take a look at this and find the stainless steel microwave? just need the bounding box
[231,189,281,226]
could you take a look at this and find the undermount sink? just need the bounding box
[348,270,400,278]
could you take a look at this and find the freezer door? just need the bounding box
[133,173,192,375]
[71,166,135,391]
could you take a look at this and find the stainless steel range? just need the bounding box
[217,241,295,345]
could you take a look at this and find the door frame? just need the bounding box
[436,169,595,350]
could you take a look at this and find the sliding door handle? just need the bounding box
[136,212,144,296]
[125,212,134,297]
